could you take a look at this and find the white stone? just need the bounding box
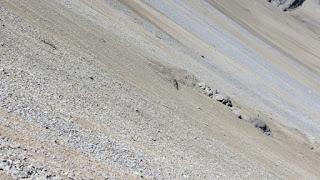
[215,94,224,101]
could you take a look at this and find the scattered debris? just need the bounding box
[0,138,59,179]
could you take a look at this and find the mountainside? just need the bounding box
[1,0,320,179]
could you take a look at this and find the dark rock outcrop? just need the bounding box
[267,0,306,11]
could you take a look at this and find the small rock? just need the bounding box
[54,139,59,144]
[222,97,233,107]
[253,119,271,135]
[215,94,232,107]
[0,42,4,47]
[173,79,179,90]
[231,108,242,118]
[204,87,213,97]
[198,82,206,90]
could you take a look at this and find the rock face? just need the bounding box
[268,0,306,11]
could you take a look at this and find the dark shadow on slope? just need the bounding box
[284,0,306,11]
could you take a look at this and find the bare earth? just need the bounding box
[0,0,320,179]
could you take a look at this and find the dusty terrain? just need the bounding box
[0,0,320,179]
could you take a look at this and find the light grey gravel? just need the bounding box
[0,3,280,179]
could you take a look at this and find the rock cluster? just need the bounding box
[198,82,271,136]
[198,82,236,112]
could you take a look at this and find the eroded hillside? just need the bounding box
[1,0,320,179]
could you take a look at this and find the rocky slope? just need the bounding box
[1,0,320,179]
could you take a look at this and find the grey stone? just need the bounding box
[215,94,225,102]
[204,87,214,97]
[198,82,206,90]
[221,96,233,107]
[253,119,272,136]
